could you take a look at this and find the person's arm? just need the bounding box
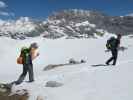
[116,39,120,49]
[118,40,120,48]
[31,48,39,60]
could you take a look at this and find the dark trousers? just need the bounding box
[15,63,34,84]
[106,49,118,65]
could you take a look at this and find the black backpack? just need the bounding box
[106,37,116,49]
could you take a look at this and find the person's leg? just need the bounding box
[106,50,114,65]
[15,64,28,84]
[112,50,118,65]
[28,64,34,82]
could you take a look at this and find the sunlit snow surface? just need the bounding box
[0,34,133,100]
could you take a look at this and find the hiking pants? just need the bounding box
[106,49,118,65]
[16,63,34,84]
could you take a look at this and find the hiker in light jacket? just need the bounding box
[15,42,39,85]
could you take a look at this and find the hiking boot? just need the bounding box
[106,62,109,65]
[29,80,34,83]
[12,81,22,85]
[112,63,116,66]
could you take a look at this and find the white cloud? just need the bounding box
[0,1,7,8]
[0,1,15,17]
[126,13,133,17]
[0,11,15,16]
[0,11,9,16]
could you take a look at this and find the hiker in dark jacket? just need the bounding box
[15,42,39,85]
[106,34,122,65]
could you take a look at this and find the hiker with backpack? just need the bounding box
[14,42,39,85]
[105,34,122,65]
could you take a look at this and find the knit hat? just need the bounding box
[30,42,38,49]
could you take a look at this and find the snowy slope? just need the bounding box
[0,34,133,100]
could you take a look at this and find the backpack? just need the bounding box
[106,37,116,49]
[17,47,31,64]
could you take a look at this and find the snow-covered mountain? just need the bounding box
[43,9,133,38]
[1,9,133,39]
[0,17,44,39]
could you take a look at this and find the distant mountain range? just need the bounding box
[0,9,133,39]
